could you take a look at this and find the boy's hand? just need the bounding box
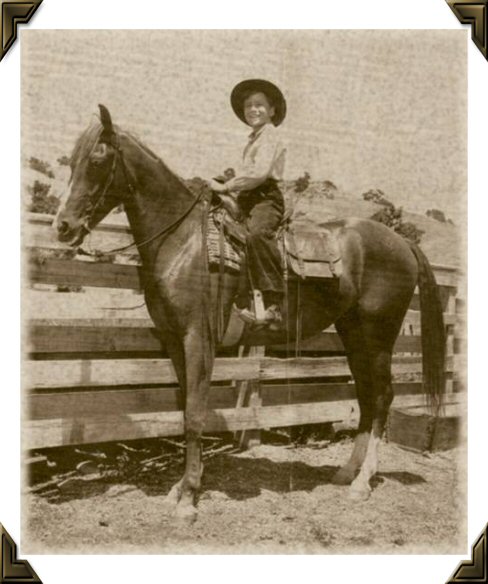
[206,178,228,193]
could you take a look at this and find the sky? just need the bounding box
[22,30,466,221]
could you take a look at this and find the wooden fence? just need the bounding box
[23,213,465,450]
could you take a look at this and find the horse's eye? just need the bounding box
[89,142,109,167]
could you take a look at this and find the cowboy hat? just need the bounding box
[230,79,286,127]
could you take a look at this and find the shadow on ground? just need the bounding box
[33,453,427,505]
[377,471,427,485]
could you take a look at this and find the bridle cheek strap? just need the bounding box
[83,148,121,233]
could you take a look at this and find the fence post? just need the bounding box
[445,286,457,395]
[235,345,264,449]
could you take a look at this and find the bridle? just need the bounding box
[78,132,204,256]
[81,140,127,235]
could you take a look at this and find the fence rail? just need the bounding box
[23,213,465,450]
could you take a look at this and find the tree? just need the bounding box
[27,180,60,215]
[371,205,424,244]
[28,156,55,179]
[426,209,447,223]
[396,221,425,244]
[322,180,337,200]
[361,188,393,208]
[57,155,70,167]
[294,171,311,193]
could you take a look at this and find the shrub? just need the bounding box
[294,172,311,193]
[322,180,337,199]
[362,188,393,208]
[426,209,447,223]
[396,221,425,244]
[27,180,60,215]
[371,205,424,244]
[28,156,55,179]
[57,155,71,167]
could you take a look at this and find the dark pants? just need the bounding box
[235,180,285,308]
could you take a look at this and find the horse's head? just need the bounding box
[55,105,129,246]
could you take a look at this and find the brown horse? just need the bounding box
[55,105,445,521]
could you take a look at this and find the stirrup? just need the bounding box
[232,304,257,325]
[232,289,265,326]
[233,303,283,330]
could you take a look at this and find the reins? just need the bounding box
[78,136,204,257]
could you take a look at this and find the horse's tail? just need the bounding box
[409,242,446,414]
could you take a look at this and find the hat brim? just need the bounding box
[230,79,286,127]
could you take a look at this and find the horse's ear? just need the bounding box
[98,104,113,135]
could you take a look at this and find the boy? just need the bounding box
[207,79,287,328]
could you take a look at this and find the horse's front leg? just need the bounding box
[172,327,214,522]
[161,333,186,506]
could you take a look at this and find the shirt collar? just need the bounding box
[248,123,272,142]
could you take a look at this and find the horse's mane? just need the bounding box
[124,132,161,162]
[70,119,194,196]
[124,131,197,196]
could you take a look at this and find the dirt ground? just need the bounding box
[23,436,465,554]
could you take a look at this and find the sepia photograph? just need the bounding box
[20,28,467,556]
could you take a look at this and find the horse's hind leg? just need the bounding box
[348,316,396,501]
[332,309,375,485]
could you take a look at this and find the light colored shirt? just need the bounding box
[224,123,286,192]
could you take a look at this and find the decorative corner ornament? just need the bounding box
[447,0,488,60]
[446,523,487,583]
[0,1,42,63]
[1,524,42,583]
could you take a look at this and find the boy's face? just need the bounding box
[243,92,275,129]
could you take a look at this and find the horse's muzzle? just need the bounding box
[57,220,71,237]
[56,218,88,247]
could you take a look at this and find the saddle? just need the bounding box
[206,193,343,347]
[207,200,343,280]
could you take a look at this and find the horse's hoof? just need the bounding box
[173,503,198,524]
[332,467,356,485]
[164,481,183,507]
[349,485,371,502]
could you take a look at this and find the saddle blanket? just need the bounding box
[207,208,242,272]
